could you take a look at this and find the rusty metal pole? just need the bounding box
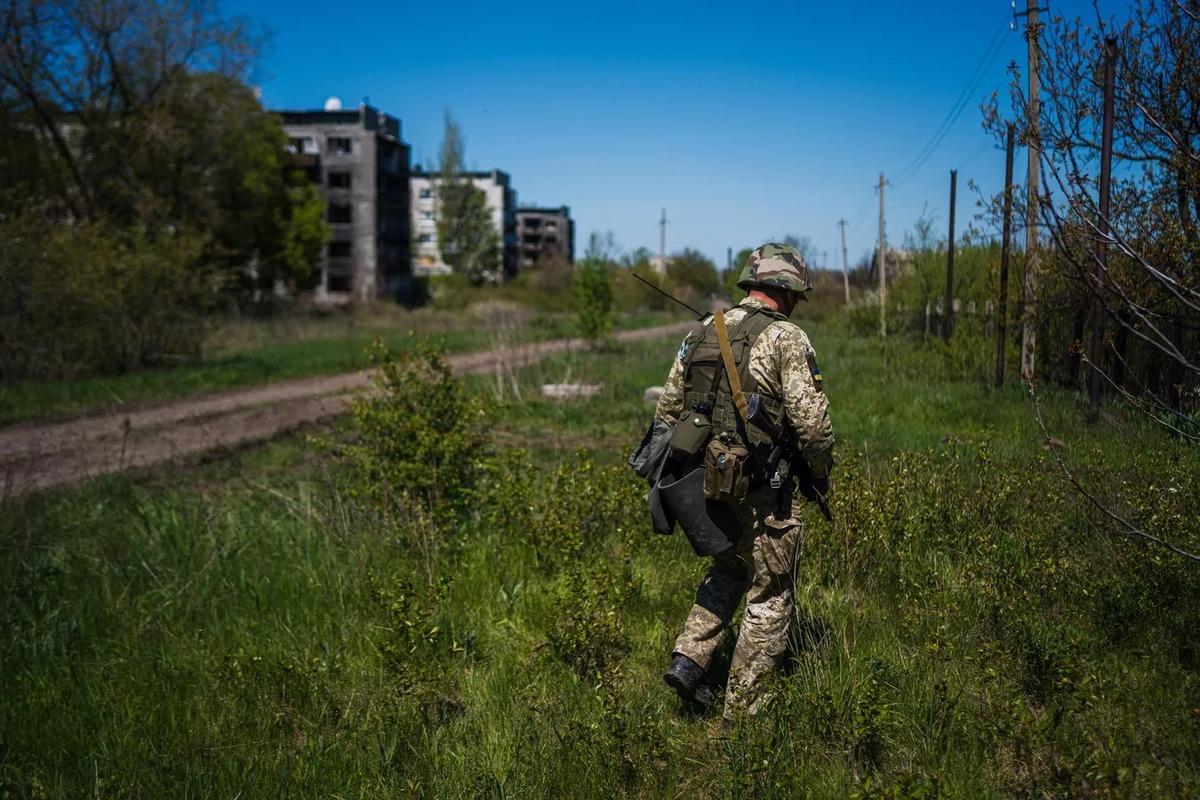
[996,123,1015,388]
[1089,37,1118,420]
[943,169,957,342]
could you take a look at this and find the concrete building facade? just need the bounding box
[279,103,412,304]
[515,206,574,269]
[410,168,518,280]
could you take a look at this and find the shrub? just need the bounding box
[0,214,220,381]
[574,258,613,345]
[344,341,489,520]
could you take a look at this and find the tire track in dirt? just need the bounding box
[0,322,692,499]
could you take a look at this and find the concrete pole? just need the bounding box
[1020,0,1042,381]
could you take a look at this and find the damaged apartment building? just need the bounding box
[515,206,574,269]
[279,99,412,304]
[410,168,518,279]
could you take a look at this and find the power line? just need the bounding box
[892,14,1011,189]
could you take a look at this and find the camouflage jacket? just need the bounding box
[654,297,835,478]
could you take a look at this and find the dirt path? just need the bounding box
[0,322,691,499]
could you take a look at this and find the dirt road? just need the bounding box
[0,322,691,499]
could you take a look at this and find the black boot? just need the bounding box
[664,653,704,699]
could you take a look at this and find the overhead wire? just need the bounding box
[891,14,1012,190]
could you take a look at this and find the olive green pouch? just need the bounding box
[703,436,751,502]
[668,411,712,459]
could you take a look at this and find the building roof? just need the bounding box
[274,104,402,141]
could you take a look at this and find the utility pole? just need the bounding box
[659,208,669,267]
[943,169,957,342]
[1020,0,1043,381]
[996,124,1016,388]
[1089,38,1118,420]
[838,218,850,303]
[877,173,887,337]
[726,246,732,273]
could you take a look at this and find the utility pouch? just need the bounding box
[668,411,712,458]
[703,436,751,502]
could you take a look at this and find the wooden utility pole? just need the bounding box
[1089,38,1118,419]
[1020,0,1042,381]
[838,218,850,303]
[943,169,957,342]
[995,124,1016,388]
[878,173,887,337]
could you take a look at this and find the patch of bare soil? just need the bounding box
[0,322,691,499]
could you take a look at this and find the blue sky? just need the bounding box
[227,0,1127,270]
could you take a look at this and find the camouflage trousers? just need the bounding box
[673,488,804,720]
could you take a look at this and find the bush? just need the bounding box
[573,258,613,345]
[344,341,489,519]
[0,213,220,381]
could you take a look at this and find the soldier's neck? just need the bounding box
[746,290,789,315]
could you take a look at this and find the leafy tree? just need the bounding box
[0,0,326,300]
[435,113,500,285]
[575,233,614,344]
[666,248,720,295]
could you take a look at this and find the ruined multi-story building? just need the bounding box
[515,206,574,269]
[279,101,412,304]
[410,168,518,280]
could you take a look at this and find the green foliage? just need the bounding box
[2,326,1199,797]
[574,256,614,345]
[435,114,500,284]
[0,212,220,380]
[665,247,721,296]
[343,342,489,519]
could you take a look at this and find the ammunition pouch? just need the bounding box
[702,435,751,503]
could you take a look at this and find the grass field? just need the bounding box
[0,303,679,427]
[2,319,1198,798]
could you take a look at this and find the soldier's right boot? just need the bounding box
[664,653,715,706]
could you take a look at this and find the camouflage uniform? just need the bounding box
[655,245,834,720]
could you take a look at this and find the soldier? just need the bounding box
[654,243,834,723]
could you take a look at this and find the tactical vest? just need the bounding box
[680,306,788,458]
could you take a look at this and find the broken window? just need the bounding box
[327,171,351,188]
[328,203,352,223]
[287,136,317,154]
[326,273,352,292]
[418,233,434,244]
[418,187,433,199]
[327,136,353,156]
[420,210,433,221]
[328,241,352,258]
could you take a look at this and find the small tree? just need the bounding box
[434,114,500,284]
[575,233,614,345]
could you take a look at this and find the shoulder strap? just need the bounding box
[713,310,748,422]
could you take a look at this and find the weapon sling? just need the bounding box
[713,310,748,423]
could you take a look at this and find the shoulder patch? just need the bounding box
[805,349,824,393]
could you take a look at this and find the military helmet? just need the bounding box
[736,243,812,298]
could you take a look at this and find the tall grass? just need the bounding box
[2,324,1197,797]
